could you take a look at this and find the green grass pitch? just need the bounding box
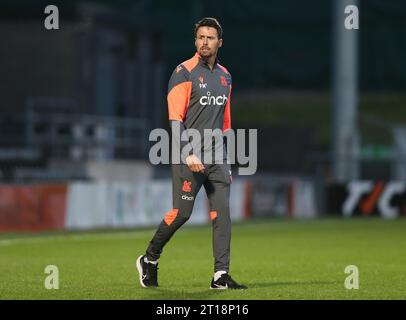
[1,218,405,300]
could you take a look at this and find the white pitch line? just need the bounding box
[0,230,153,247]
[0,226,206,247]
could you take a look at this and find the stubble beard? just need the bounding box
[199,47,217,62]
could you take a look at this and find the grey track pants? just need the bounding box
[145,163,232,272]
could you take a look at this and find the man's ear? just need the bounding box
[218,39,223,47]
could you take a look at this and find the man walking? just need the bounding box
[137,17,247,290]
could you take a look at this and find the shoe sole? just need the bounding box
[136,255,148,288]
[210,286,228,290]
[209,286,247,290]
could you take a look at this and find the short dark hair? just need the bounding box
[194,17,223,39]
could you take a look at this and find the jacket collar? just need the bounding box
[194,52,219,70]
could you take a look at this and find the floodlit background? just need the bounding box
[0,0,405,300]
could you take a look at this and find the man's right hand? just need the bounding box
[186,154,205,173]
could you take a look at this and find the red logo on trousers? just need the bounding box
[182,180,192,192]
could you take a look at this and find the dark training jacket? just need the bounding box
[167,52,232,164]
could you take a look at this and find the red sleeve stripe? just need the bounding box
[217,63,229,74]
[182,56,199,73]
[223,85,232,132]
[167,81,192,121]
